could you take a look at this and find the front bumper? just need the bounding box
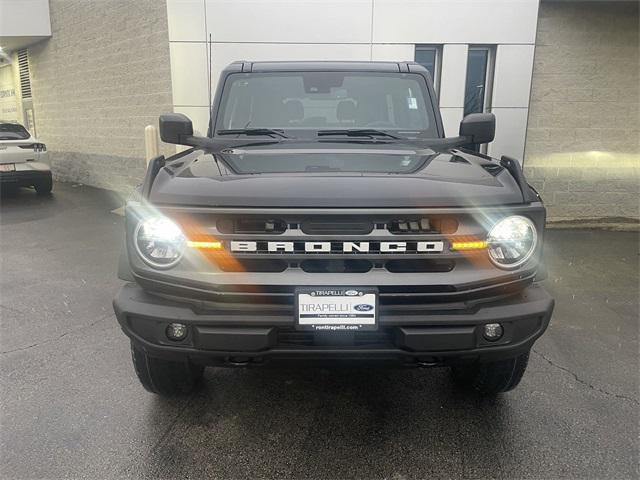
[113,282,554,366]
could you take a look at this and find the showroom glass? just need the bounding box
[414,46,440,93]
[464,48,492,116]
[216,72,438,136]
[464,47,493,151]
[0,123,30,140]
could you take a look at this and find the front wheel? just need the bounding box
[130,342,204,396]
[451,351,530,395]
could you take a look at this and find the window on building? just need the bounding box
[464,46,494,151]
[414,45,441,95]
[464,47,493,115]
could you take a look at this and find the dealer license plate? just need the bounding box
[295,287,378,331]
[0,164,15,172]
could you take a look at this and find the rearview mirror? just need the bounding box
[159,113,193,145]
[459,113,495,145]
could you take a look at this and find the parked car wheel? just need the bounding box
[451,351,530,395]
[34,176,53,195]
[130,342,204,396]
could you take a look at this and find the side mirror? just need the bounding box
[459,113,495,145]
[159,113,193,145]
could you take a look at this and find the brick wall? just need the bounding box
[525,1,639,222]
[27,0,174,193]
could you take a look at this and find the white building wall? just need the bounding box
[0,64,19,122]
[166,0,539,160]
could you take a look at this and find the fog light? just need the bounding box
[166,323,188,341]
[483,323,504,341]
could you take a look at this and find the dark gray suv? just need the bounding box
[113,61,554,397]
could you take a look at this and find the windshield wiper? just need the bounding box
[217,128,290,139]
[317,129,402,140]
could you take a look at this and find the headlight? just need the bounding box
[486,215,537,269]
[134,216,185,268]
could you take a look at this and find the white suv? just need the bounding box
[0,121,52,194]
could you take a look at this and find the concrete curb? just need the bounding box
[546,217,640,231]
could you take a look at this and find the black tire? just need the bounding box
[34,176,53,195]
[451,351,530,395]
[130,342,204,396]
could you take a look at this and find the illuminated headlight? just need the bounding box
[134,217,185,268]
[486,216,537,269]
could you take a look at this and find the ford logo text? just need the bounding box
[354,304,374,312]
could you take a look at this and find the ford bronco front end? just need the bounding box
[113,61,554,396]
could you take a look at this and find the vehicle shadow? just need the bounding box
[0,184,39,199]
[1,182,124,226]
[0,185,60,223]
[131,366,514,479]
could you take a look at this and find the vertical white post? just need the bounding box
[144,125,160,166]
[439,44,469,137]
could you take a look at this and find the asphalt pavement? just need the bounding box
[1,182,638,479]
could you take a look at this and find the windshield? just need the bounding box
[0,123,30,140]
[215,72,439,137]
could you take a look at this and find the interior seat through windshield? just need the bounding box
[216,71,439,138]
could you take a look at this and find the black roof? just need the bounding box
[223,60,429,74]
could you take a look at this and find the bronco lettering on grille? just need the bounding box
[229,241,444,253]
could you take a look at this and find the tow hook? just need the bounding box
[227,356,251,366]
[416,359,440,368]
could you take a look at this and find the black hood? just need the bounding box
[149,142,524,208]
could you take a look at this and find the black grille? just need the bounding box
[150,208,539,307]
[217,217,287,234]
[301,217,374,235]
[385,259,454,273]
[387,216,458,234]
[218,259,288,273]
[300,259,372,273]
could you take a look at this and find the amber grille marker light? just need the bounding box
[175,216,245,271]
[186,240,224,250]
[451,240,487,251]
